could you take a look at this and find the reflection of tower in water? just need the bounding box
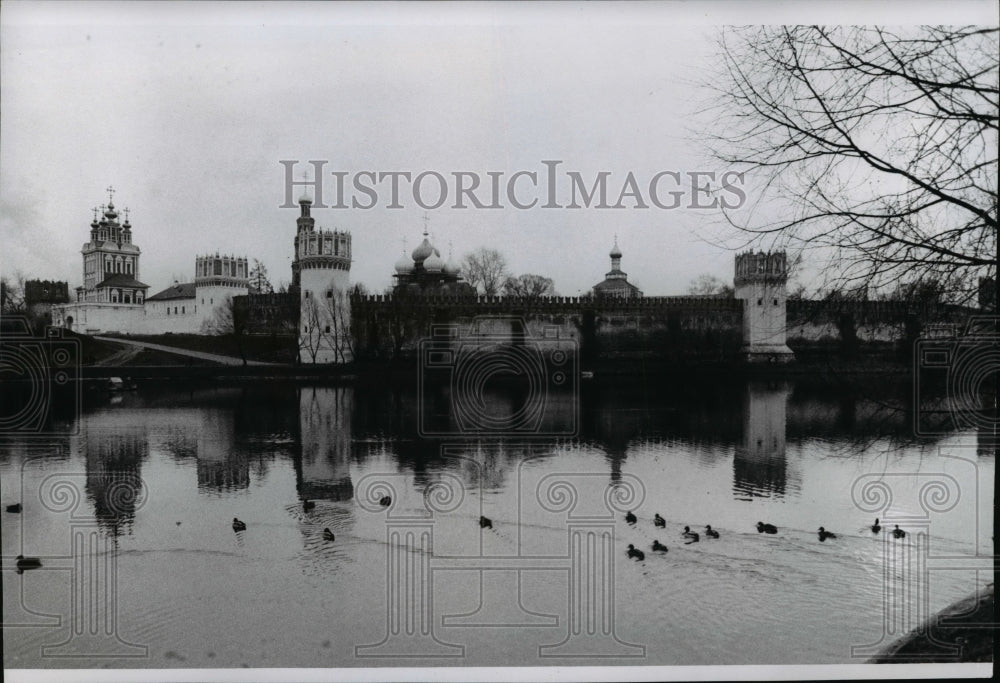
[733,381,792,499]
[82,417,148,535]
[296,387,353,501]
[196,408,248,491]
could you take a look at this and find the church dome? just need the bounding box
[395,253,414,274]
[299,192,312,204]
[424,252,445,273]
[610,240,622,259]
[411,237,437,264]
[443,257,460,276]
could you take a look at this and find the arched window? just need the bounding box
[137,293,143,304]
[111,289,119,303]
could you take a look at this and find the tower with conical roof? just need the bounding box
[292,191,353,363]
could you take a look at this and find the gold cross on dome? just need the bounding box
[106,185,115,203]
[422,212,430,236]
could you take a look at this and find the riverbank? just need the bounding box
[868,583,995,663]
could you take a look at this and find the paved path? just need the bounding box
[94,336,278,366]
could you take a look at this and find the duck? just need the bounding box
[892,525,906,539]
[653,513,666,528]
[303,500,316,511]
[651,539,668,552]
[871,518,881,533]
[479,515,493,529]
[232,517,247,532]
[625,511,637,525]
[322,528,335,542]
[379,495,392,507]
[705,525,720,539]
[682,525,697,538]
[6,503,21,513]
[626,544,645,561]
[818,526,837,541]
[16,555,42,570]
[756,522,778,534]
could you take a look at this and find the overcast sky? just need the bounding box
[2,1,994,298]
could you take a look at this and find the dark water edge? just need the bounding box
[868,583,995,663]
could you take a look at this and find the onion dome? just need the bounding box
[105,201,118,220]
[610,239,622,259]
[395,253,414,274]
[411,237,437,264]
[424,251,445,273]
[443,257,460,276]
[299,191,312,204]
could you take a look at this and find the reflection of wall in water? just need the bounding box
[195,408,248,491]
[81,414,149,534]
[734,382,792,499]
[297,387,353,501]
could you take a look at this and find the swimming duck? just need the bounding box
[626,544,645,561]
[16,555,42,570]
[322,528,335,542]
[705,525,720,539]
[303,500,316,511]
[871,518,881,533]
[756,522,778,534]
[653,513,666,528]
[651,540,668,552]
[625,511,637,524]
[818,526,837,541]
[6,503,21,513]
[479,515,493,529]
[892,525,906,539]
[232,518,247,532]
[379,495,392,507]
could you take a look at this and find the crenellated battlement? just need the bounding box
[351,293,743,313]
[195,253,248,282]
[734,250,788,286]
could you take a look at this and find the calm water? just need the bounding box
[1,377,994,668]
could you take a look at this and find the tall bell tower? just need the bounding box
[734,250,794,363]
[293,192,353,363]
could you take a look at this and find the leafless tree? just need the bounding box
[201,294,247,365]
[687,274,734,297]
[320,288,354,363]
[504,273,556,299]
[461,248,510,296]
[709,26,998,304]
[299,295,323,363]
[0,271,27,313]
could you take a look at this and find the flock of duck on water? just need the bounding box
[6,497,905,570]
[623,512,905,561]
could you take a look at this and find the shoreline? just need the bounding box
[868,583,995,663]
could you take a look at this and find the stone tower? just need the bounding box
[734,250,794,363]
[293,192,352,363]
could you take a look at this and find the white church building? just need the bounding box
[52,190,250,335]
